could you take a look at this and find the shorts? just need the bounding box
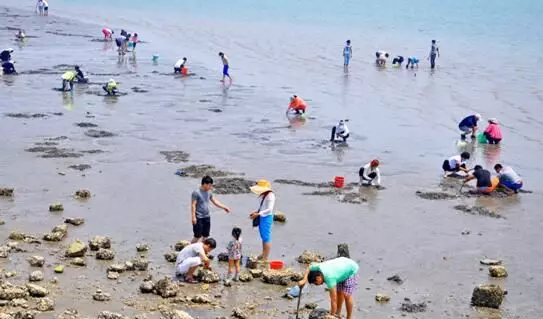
[459,126,471,134]
[478,186,493,194]
[223,65,229,76]
[174,67,181,73]
[344,55,351,65]
[176,256,202,275]
[115,39,122,47]
[259,214,273,244]
[442,160,457,172]
[193,217,211,238]
[501,180,523,191]
[337,274,359,296]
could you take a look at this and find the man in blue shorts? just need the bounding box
[494,164,523,193]
[218,52,231,83]
[458,114,481,140]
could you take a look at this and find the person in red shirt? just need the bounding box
[483,118,502,144]
[286,95,307,115]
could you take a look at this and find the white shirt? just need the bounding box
[43,0,48,6]
[336,123,349,136]
[258,192,276,217]
[362,163,381,185]
[377,51,388,58]
[175,242,204,266]
[174,59,185,68]
[448,155,465,168]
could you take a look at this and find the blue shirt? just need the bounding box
[459,115,478,129]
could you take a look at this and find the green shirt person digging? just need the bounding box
[298,257,360,319]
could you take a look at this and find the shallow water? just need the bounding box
[1,1,543,318]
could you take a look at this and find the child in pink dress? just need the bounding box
[227,227,242,281]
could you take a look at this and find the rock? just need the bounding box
[107,272,119,280]
[108,264,127,273]
[273,212,287,222]
[191,294,211,304]
[43,231,66,242]
[489,266,508,278]
[66,240,88,257]
[136,244,150,252]
[28,256,45,267]
[4,272,17,278]
[480,259,502,266]
[0,188,14,197]
[154,277,178,298]
[305,303,318,310]
[217,252,229,262]
[387,274,403,284]
[0,283,29,300]
[29,271,44,282]
[297,250,324,264]
[8,231,27,241]
[70,257,86,266]
[74,190,91,199]
[9,298,28,308]
[400,298,427,313]
[262,269,301,286]
[0,246,9,258]
[0,220,4,225]
[231,308,249,319]
[35,297,55,311]
[239,272,253,282]
[92,289,111,302]
[194,268,220,283]
[172,310,194,319]
[89,236,111,251]
[164,251,177,263]
[245,257,259,269]
[64,218,85,226]
[124,261,135,271]
[174,240,190,251]
[85,129,115,138]
[26,284,49,297]
[97,311,127,319]
[471,284,505,309]
[49,203,64,212]
[337,244,350,258]
[54,265,64,273]
[139,280,154,293]
[223,279,232,287]
[68,164,91,171]
[96,248,115,260]
[132,258,149,271]
[375,293,390,303]
[308,308,336,319]
[248,268,263,278]
[0,314,12,319]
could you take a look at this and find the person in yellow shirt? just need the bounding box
[102,79,118,96]
[61,71,76,91]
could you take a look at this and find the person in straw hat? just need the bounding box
[483,118,502,144]
[249,180,276,262]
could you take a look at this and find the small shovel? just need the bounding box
[295,284,304,319]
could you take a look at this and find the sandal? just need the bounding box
[184,276,198,284]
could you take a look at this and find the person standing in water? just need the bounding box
[42,0,49,15]
[428,40,440,69]
[218,52,231,83]
[36,0,44,15]
[130,33,138,51]
[343,40,352,70]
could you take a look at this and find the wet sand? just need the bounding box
[1,4,543,319]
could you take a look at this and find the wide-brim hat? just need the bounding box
[250,180,272,195]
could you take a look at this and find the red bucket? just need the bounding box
[334,176,345,188]
[270,260,284,270]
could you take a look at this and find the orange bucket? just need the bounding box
[334,176,345,188]
[270,260,284,270]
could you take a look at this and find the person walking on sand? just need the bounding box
[218,52,231,83]
[428,40,440,69]
[36,0,44,15]
[359,159,381,187]
[175,238,216,283]
[494,164,523,193]
[249,180,276,262]
[42,0,49,15]
[343,40,352,70]
[226,227,242,281]
[298,257,360,319]
[191,176,231,244]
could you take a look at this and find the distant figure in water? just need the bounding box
[102,28,114,41]
[15,29,26,41]
[442,152,470,176]
[218,52,231,83]
[2,61,16,75]
[392,55,404,66]
[103,79,118,96]
[115,36,127,54]
[343,40,352,70]
[406,56,419,69]
[483,118,502,144]
[0,48,14,63]
[74,66,88,83]
[494,164,523,193]
[130,33,138,50]
[174,57,187,74]
[61,71,76,91]
[330,120,350,142]
[375,51,389,66]
[43,0,49,15]
[120,29,128,37]
[428,40,440,69]
[458,113,481,140]
[36,0,44,15]
[359,160,381,187]
[286,95,307,115]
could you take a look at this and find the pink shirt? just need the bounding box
[484,123,502,139]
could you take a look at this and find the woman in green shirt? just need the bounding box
[298,257,359,319]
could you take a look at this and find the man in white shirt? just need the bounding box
[442,152,470,176]
[359,160,381,186]
[175,238,216,283]
[330,120,350,142]
[174,57,187,74]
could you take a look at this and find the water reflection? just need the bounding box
[62,91,75,110]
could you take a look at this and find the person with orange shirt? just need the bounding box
[286,95,307,115]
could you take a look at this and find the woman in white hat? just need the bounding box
[483,118,502,144]
[249,180,276,262]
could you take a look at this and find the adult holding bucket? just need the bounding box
[249,180,276,262]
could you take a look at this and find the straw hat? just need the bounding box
[250,180,272,195]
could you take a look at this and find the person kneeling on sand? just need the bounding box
[2,61,16,75]
[175,238,216,283]
[464,165,494,194]
[494,164,523,193]
[359,159,381,186]
[103,79,118,96]
[442,152,470,176]
[286,95,308,115]
[330,120,350,142]
[298,257,360,319]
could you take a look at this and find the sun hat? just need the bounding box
[250,180,272,195]
[488,118,499,124]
